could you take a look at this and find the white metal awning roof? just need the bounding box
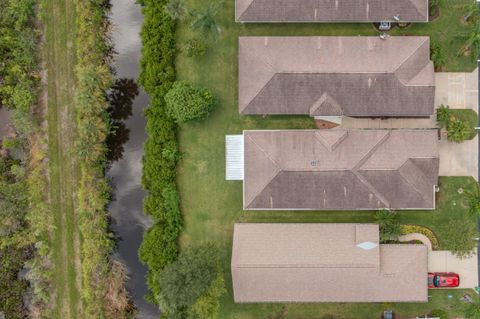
[226,135,244,180]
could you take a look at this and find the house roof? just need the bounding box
[236,0,429,22]
[243,129,439,210]
[232,223,428,303]
[239,36,435,117]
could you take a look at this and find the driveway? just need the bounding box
[428,250,478,289]
[436,68,479,180]
[435,68,478,111]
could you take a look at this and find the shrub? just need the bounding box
[138,0,183,305]
[431,40,446,70]
[165,81,217,123]
[429,309,447,318]
[184,38,208,57]
[436,105,451,128]
[442,217,477,258]
[157,244,225,318]
[467,183,480,216]
[429,0,441,14]
[447,118,471,143]
[374,210,401,243]
[401,225,439,249]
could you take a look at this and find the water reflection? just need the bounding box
[107,78,138,163]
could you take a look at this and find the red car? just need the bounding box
[428,272,460,288]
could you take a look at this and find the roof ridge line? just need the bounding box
[408,0,428,20]
[352,131,392,207]
[398,159,432,205]
[242,73,276,113]
[393,38,430,85]
[244,135,281,208]
[238,0,256,21]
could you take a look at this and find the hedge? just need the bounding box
[138,0,183,302]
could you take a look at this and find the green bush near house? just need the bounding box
[165,81,217,123]
[157,243,225,319]
[374,210,401,243]
[437,106,477,142]
[401,225,439,250]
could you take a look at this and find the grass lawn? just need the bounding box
[450,109,479,140]
[175,0,479,317]
[44,0,82,317]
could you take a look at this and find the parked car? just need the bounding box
[428,272,460,288]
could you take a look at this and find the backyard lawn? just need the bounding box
[175,0,479,317]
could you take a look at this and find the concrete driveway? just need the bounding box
[435,68,478,180]
[428,249,478,289]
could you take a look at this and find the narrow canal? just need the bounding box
[109,0,159,318]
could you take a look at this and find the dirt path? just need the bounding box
[44,0,83,317]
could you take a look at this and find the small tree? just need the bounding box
[184,38,208,57]
[165,81,217,123]
[190,3,222,39]
[447,118,471,143]
[157,244,225,318]
[443,217,477,258]
[164,0,186,20]
[465,301,480,319]
[436,105,451,128]
[430,40,446,70]
[466,182,480,216]
[374,209,401,243]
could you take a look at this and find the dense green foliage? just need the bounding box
[374,210,401,243]
[183,39,208,57]
[0,0,41,316]
[165,81,216,123]
[436,105,475,142]
[464,301,480,319]
[442,217,478,258]
[138,0,183,301]
[157,244,225,319]
[0,153,32,319]
[0,0,38,136]
[467,183,480,216]
[430,40,446,70]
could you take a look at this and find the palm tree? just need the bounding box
[466,182,480,216]
[164,0,186,20]
[190,2,222,39]
[465,301,480,319]
[447,118,471,143]
[374,209,401,243]
[458,23,480,61]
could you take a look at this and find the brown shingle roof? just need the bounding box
[232,223,428,303]
[236,0,429,22]
[239,36,435,117]
[243,129,439,210]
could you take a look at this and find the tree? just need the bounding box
[436,105,451,128]
[467,183,480,216]
[165,0,186,20]
[430,40,446,70]
[184,38,208,57]
[190,2,222,39]
[443,217,477,258]
[374,210,401,243]
[459,23,480,60]
[157,243,225,318]
[447,118,471,143]
[465,301,480,319]
[164,81,217,123]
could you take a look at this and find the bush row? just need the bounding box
[0,1,46,317]
[137,0,183,301]
[74,1,133,318]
